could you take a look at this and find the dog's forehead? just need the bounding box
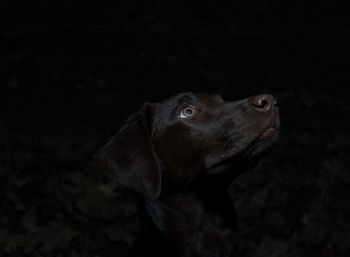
[160,92,224,107]
[193,93,224,105]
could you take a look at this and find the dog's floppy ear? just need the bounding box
[96,104,161,200]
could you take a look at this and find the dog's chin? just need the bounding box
[206,150,263,177]
[206,154,261,180]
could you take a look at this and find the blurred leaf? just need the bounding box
[100,221,137,245]
[23,225,78,254]
[75,182,137,220]
[0,229,24,253]
[21,207,37,232]
[253,237,290,257]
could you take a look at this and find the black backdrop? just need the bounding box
[0,1,349,257]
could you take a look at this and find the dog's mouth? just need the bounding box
[207,111,280,175]
[259,127,277,140]
[249,110,280,151]
[257,107,280,140]
[258,124,279,141]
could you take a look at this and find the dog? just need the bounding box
[96,92,279,257]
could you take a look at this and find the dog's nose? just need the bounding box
[249,94,276,112]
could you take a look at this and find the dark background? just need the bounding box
[1,1,349,256]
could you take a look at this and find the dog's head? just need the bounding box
[96,92,279,199]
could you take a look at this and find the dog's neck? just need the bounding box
[139,175,236,257]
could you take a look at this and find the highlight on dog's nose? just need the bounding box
[250,94,276,112]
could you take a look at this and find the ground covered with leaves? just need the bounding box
[1,1,349,257]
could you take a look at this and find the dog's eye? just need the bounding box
[179,106,195,118]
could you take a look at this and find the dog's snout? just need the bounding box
[249,94,276,112]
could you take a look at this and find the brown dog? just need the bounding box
[96,92,279,257]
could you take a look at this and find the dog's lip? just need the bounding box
[258,112,280,140]
[259,127,277,140]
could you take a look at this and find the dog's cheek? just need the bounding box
[153,125,209,186]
